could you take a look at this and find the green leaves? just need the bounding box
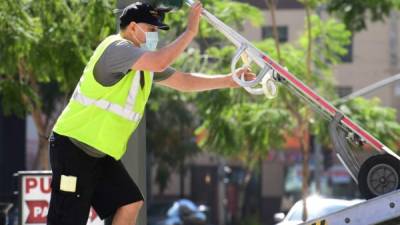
[0,0,116,116]
[146,0,185,8]
[297,0,327,9]
[299,15,351,66]
[159,0,400,170]
[146,86,199,189]
[162,0,263,47]
[148,0,268,170]
[337,97,400,149]
[0,78,37,117]
[326,0,400,31]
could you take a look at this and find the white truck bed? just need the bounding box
[299,190,400,225]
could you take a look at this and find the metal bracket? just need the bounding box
[329,112,361,183]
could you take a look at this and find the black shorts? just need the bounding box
[47,132,144,225]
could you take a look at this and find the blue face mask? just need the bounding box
[137,26,159,51]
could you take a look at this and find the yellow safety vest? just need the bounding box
[53,34,153,160]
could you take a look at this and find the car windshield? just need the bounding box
[287,201,350,221]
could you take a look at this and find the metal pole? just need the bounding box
[313,5,324,194]
[217,157,226,225]
[336,12,399,108]
[338,73,400,103]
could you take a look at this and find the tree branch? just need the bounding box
[266,0,283,64]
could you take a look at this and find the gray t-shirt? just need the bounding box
[71,39,176,158]
[94,39,176,86]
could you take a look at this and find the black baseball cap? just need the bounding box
[119,2,170,30]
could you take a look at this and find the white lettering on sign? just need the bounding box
[25,200,48,223]
[34,204,45,217]
[20,172,104,225]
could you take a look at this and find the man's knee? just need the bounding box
[132,200,144,209]
[119,200,144,213]
[113,200,144,225]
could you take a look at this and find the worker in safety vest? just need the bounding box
[47,1,255,225]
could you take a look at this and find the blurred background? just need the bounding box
[1,0,400,225]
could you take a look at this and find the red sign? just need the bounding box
[25,200,48,223]
[19,171,104,225]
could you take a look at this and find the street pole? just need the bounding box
[337,73,400,103]
[337,12,399,105]
[217,157,226,225]
[313,5,324,194]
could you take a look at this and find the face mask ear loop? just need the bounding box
[132,23,146,46]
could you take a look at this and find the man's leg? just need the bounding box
[112,200,144,225]
[92,159,145,224]
[47,133,99,225]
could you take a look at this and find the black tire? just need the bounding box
[358,154,400,199]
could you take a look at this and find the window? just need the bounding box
[262,26,288,43]
[341,36,353,63]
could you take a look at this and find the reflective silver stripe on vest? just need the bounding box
[125,71,141,110]
[71,71,147,122]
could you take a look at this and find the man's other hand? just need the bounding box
[228,67,257,88]
[186,1,202,37]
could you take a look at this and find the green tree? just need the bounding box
[0,0,116,169]
[265,0,282,63]
[316,97,400,149]
[326,0,400,31]
[192,5,400,220]
[265,0,400,220]
[160,0,349,221]
[163,0,263,49]
[253,3,350,218]
[146,87,199,196]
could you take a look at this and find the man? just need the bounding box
[47,1,254,225]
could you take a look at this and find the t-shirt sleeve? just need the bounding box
[93,39,146,86]
[154,67,176,82]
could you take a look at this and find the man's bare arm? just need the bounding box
[132,2,202,72]
[156,68,255,92]
[132,32,195,72]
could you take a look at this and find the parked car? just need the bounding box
[148,199,209,225]
[274,196,364,225]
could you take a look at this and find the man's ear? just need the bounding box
[127,22,137,32]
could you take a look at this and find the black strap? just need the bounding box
[140,71,145,88]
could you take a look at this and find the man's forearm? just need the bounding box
[158,68,258,92]
[154,1,202,69]
[171,72,235,92]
